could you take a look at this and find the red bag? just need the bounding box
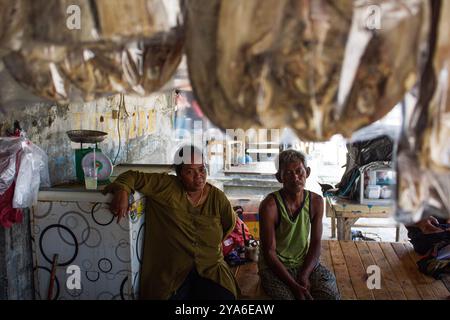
[222,215,252,256]
[0,150,23,228]
[0,181,23,228]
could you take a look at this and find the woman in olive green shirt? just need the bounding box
[105,145,237,299]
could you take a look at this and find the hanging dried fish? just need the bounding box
[268,0,353,140]
[0,0,27,58]
[185,0,287,130]
[28,0,173,45]
[397,0,450,221]
[334,0,427,139]
[60,28,184,100]
[3,44,75,101]
[185,0,428,141]
[3,27,184,102]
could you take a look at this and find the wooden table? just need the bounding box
[325,196,399,241]
[232,240,450,300]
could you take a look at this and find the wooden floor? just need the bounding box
[232,240,450,300]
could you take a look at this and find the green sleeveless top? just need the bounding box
[259,190,311,270]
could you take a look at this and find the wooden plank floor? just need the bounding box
[232,240,450,300]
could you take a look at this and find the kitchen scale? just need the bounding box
[66,130,113,184]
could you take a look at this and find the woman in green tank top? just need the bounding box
[258,150,340,300]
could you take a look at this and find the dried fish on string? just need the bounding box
[0,0,27,58]
[138,28,185,94]
[185,0,287,130]
[397,0,450,222]
[2,44,76,101]
[28,0,174,45]
[268,0,353,140]
[185,0,428,141]
[327,0,427,140]
[61,28,184,100]
[3,27,184,102]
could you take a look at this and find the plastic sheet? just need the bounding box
[185,0,429,141]
[13,142,50,208]
[0,136,50,209]
[397,0,450,223]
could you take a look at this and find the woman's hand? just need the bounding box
[109,190,129,224]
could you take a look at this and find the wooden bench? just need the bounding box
[232,240,450,300]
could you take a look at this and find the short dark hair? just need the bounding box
[173,144,206,175]
[275,149,308,182]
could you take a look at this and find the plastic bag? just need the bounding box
[0,136,50,208]
[396,0,450,223]
[185,0,429,141]
[0,137,23,195]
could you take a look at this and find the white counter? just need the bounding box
[31,187,146,300]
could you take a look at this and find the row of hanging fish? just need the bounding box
[397,0,450,223]
[0,0,448,220]
[0,0,430,140]
[0,0,184,102]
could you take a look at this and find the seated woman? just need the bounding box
[104,145,238,300]
[258,149,340,300]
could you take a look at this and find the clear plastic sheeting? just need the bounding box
[13,141,50,208]
[397,0,450,223]
[185,0,429,141]
[0,137,50,208]
[1,0,184,102]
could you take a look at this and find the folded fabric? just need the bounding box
[417,241,450,279]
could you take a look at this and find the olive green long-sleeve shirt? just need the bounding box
[104,170,237,299]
